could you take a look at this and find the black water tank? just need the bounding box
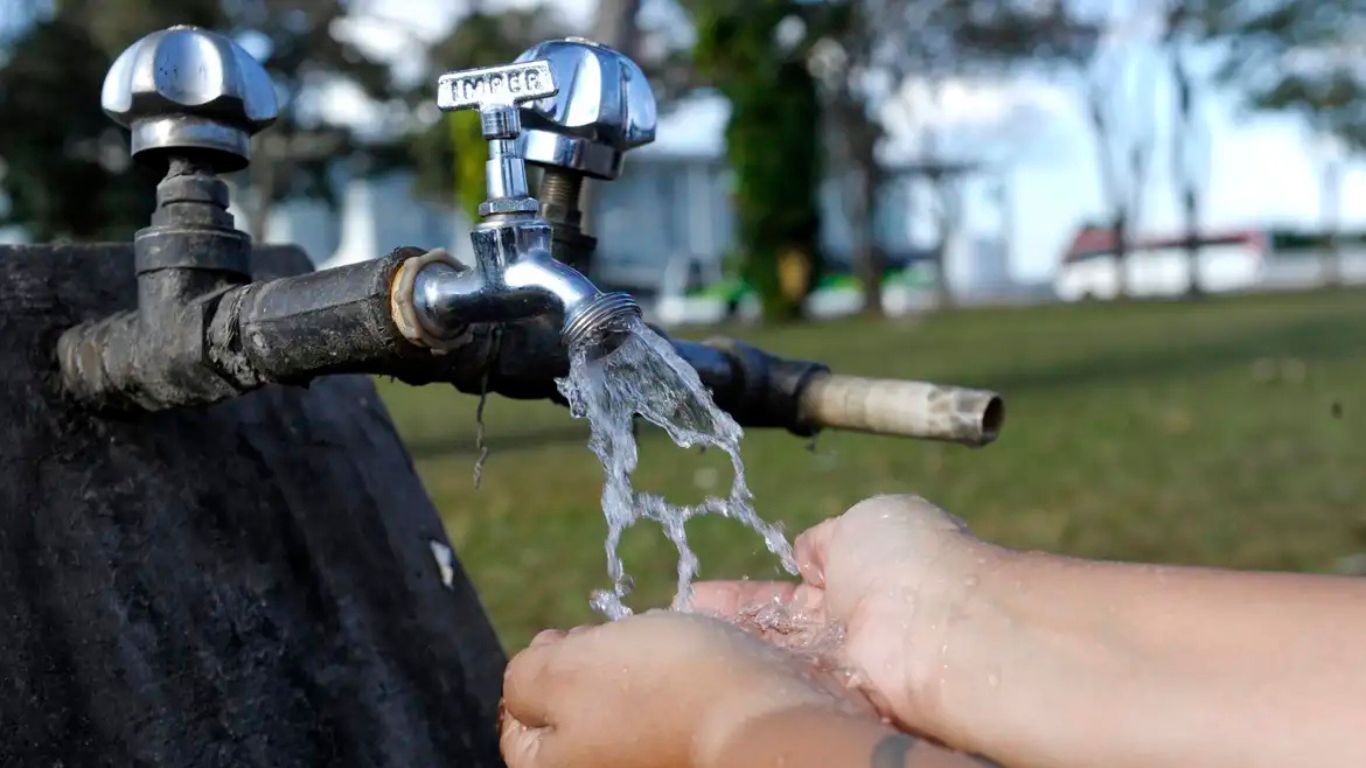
[0,243,504,766]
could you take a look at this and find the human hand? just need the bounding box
[499,610,868,768]
[693,494,1002,741]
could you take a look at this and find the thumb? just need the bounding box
[794,517,839,588]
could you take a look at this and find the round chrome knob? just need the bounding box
[101,26,278,171]
[515,38,657,180]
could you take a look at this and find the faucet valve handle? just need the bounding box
[436,60,558,215]
[102,25,278,172]
[515,39,657,181]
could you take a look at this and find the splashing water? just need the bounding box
[557,316,797,619]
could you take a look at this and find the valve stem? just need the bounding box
[538,169,582,219]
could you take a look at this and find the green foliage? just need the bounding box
[685,0,1097,316]
[449,112,487,223]
[0,16,158,240]
[408,7,564,218]
[0,0,391,241]
[689,0,821,321]
[0,0,226,239]
[1207,0,1364,151]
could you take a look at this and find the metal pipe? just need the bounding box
[60,245,1005,444]
[796,374,1004,446]
[210,252,420,387]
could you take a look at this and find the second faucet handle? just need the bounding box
[436,60,559,215]
[515,39,657,181]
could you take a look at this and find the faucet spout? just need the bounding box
[407,217,638,350]
[504,254,643,348]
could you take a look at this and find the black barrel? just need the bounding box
[0,243,504,767]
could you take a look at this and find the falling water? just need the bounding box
[557,315,797,619]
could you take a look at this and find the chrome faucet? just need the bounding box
[404,59,640,352]
[516,38,657,270]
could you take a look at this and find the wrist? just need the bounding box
[894,539,1032,748]
[915,546,1082,758]
[693,678,851,768]
[701,705,893,768]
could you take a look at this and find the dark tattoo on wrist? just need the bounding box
[871,733,918,768]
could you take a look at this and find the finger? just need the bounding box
[529,628,567,648]
[499,711,559,768]
[502,642,567,728]
[794,517,838,588]
[691,580,799,618]
[786,583,827,620]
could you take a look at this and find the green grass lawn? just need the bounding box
[378,289,1366,649]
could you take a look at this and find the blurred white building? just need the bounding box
[1054,227,1366,300]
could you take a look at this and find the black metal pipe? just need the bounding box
[209,250,424,388]
[676,338,829,436]
[59,244,855,438]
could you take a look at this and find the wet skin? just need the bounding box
[503,494,1366,768]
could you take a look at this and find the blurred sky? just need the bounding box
[343,0,1364,282]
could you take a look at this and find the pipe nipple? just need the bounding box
[562,292,641,352]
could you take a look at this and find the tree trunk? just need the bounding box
[841,100,883,315]
[1322,157,1342,286]
[1086,84,1128,300]
[931,161,970,310]
[1170,44,1203,297]
[850,165,884,315]
[1113,210,1129,299]
[1182,188,1201,296]
[592,0,641,56]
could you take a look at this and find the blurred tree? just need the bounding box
[217,1,391,242]
[673,1,1095,317]
[1206,0,1362,284]
[592,0,642,59]
[806,0,1093,312]
[688,0,822,321]
[408,5,564,223]
[0,1,222,240]
[1161,1,1215,297]
[1083,24,1158,301]
[0,0,390,244]
[812,2,881,313]
[1211,0,1364,151]
[0,15,152,240]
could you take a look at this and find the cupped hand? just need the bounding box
[693,494,1001,738]
[499,610,868,768]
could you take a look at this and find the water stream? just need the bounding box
[557,315,798,619]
